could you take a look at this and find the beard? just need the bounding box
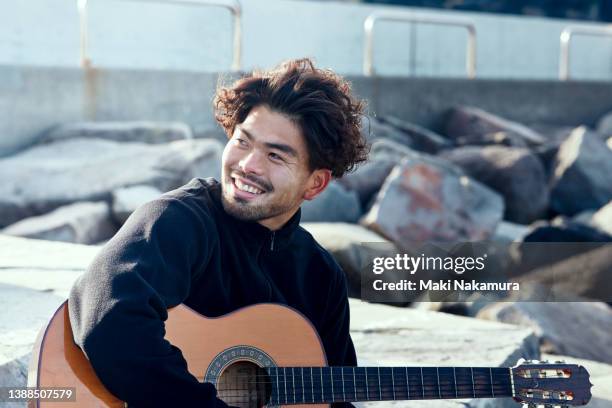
[220,171,299,222]
[221,193,294,222]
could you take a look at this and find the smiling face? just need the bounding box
[220,105,331,231]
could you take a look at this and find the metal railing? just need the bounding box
[363,10,477,78]
[77,0,242,71]
[559,24,612,80]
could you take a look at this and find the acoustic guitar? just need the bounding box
[28,301,592,408]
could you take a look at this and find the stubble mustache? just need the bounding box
[230,169,274,193]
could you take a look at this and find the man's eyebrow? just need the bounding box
[237,126,298,158]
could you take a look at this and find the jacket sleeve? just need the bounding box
[320,262,358,408]
[68,197,227,408]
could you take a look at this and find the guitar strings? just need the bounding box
[216,385,513,394]
[214,367,513,400]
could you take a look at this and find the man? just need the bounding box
[68,58,369,408]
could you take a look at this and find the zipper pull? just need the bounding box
[270,231,275,251]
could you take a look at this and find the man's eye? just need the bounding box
[235,138,248,147]
[269,152,284,161]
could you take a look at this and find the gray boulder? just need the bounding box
[378,116,452,154]
[477,301,612,364]
[550,126,612,216]
[0,137,223,227]
[531,125,580,179]
[512,217,611,278]
[361,116,414,149]
[39,121,193,145]
[361,156,504,246]
[111,185,163,224]
[444,106,545,147]
[509,222,611,286]
[338,139,419,208]
[301,181,362,223]
[339,159,396,208]
[516,244,612,303]
[442,146,549,224]
[0,236,94,402]
[1,201,116,244]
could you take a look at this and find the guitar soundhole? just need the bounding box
[217,361,272,408]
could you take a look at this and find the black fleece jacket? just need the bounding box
[68,178,357,408]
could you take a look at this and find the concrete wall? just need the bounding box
[2,0,612,80]
[3,64,612,156]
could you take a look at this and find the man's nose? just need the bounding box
[238,150,265,175]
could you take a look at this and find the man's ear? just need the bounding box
[303,169,332,201]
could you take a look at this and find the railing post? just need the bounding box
[559,24,612,81]
[363,10,477,78]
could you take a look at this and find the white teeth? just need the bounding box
[235,179,264,194]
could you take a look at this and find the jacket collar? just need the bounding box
[206,178,301,252]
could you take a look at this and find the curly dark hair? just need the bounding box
[214,58,369,178]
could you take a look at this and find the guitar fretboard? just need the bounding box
[265,366,512,405]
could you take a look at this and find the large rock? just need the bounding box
[516,244,612,303]
[301,223,399,299]
[351,299,539,408]
[338,139,418,208]
[361,156,504,245]
[444,107,546,147]
[1,201,116,244]
[512,219,611,277]
[361,116,415,149]
[442,146,548,224]
[377,116,452,154]
[531,125,580,179]
[0,236,94,398]
[39,121,193,145]
[550,126,612,216]
[0,284,67,393]
[339,158,396,208]
[111,185,163,224]
[0,137,223,227]
[477,301,612,364]
[301,181,362,223]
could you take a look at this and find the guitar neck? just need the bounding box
[265,366,513,405]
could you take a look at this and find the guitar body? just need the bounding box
[28,301,329,408]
